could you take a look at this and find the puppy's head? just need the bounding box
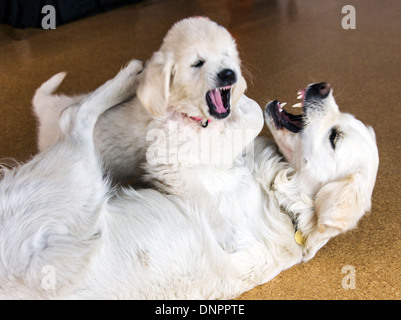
[265,83,379,234]
[137,17,246,122]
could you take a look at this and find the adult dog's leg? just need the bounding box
[33,61,143,152]
[0,60,143,298]
[60,60,142,149]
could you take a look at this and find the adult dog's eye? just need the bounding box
[192,60,205,68]
[329,127,340,149]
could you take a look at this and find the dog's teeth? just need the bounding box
[292,102,302,108]
[215,86,231,92]
[297,90,304,100]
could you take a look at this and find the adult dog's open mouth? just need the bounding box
[206,86,232,119]
[266,89,306,133]
[266,83,333,133]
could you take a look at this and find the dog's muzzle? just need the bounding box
[265,82,332,133]
[206,69,237,120]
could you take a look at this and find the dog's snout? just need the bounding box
[316,82,331,97]
[218,69,237,86]
[307,82,331,99]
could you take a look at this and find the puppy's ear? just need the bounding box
[231,75,247,107]
[315,173,371,234]
[137,51,174,116]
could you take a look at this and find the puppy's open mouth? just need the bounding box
[266,89,305,133]
[206,86,232,119]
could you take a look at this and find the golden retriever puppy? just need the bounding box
[33,17,263,251]
[33,17,252,183]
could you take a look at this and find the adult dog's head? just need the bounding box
[137,17,246,123]
[265,83,379,236]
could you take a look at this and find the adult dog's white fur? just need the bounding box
[0,58,378,298]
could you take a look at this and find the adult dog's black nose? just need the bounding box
[307,82,331,99]
[218,69,237,86]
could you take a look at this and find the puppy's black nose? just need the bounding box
[218,69,237,86]
[307,82,331,99]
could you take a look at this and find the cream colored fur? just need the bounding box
[33,17,248,183]
[0,60,379,298]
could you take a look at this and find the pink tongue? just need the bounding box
[209,89,226,114]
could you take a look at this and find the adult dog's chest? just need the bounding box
[200,164,262,223]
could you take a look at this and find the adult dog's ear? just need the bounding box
[231,75,247,107]
[137,51,174,116]
[314,173,371,234]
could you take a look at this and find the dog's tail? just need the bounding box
[35,72,67,97]
[32,72,68,115]
[32,72,82,152]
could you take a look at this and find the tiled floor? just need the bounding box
[1,0,400,299]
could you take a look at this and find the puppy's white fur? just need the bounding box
[33,17,248,183]
[0,61,379,298]
[33,17,259,251]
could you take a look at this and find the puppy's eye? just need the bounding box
[192,60,205,68]
[329,127,340,149]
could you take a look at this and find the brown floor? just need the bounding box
[1,0,400,300]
